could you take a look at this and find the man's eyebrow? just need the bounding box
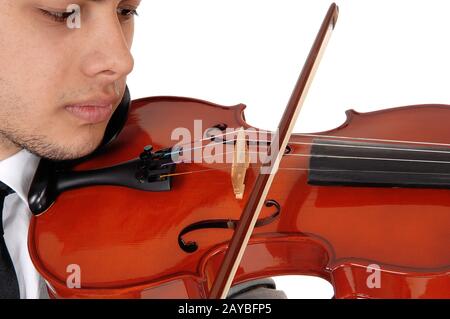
[72,0,120,3]
[84,0,142,4]
[67,0,142,7]
[84,0,140,2]
[61,0,138,5]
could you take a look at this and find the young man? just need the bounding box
[0,0,285,299]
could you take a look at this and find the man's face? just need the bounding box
[0,0,139,160]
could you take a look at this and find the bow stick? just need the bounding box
[209,3,340,299]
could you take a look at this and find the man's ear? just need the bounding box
[97,85,131,150]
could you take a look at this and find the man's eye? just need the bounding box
[39,7,138,24]
[39,9,74,23]
[117,7,139,19]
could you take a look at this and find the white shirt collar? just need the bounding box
[0,149,41,204]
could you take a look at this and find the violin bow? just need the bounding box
[209,3,340,299]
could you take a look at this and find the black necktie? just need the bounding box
[0,182,20,298]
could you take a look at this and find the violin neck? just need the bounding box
[308,138,450,189]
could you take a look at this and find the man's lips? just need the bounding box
[65,100,115,124]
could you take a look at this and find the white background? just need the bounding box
[128,0,450,298]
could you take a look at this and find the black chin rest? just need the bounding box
[98,85,131,151]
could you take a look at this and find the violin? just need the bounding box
[26,4,449,298]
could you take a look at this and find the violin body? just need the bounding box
[28,96,450,298]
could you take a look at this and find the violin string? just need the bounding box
[165,129,256,156]
[165,138,450,160]
[165,134,450,159]
[159,148,450,178]
[164,127,450,158]
[296,132,450,148]
[279,167,450,175]
[226,138,450,155]
[160,165,450,179]
[283,153,450,164]
[159,168,219,178]
[161,151,238,167]
[286,141,450,155]
[162,146,450,170]
[163,138,450,166]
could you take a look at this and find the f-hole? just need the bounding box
[178,199,281,253]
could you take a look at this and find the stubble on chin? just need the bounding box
[0,125,101,161]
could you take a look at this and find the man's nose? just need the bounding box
[80,18,135,84]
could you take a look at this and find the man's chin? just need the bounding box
[28,140,101,161]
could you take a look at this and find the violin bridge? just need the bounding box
[231,127,250,199]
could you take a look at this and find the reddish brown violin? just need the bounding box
[27,4,449,298]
